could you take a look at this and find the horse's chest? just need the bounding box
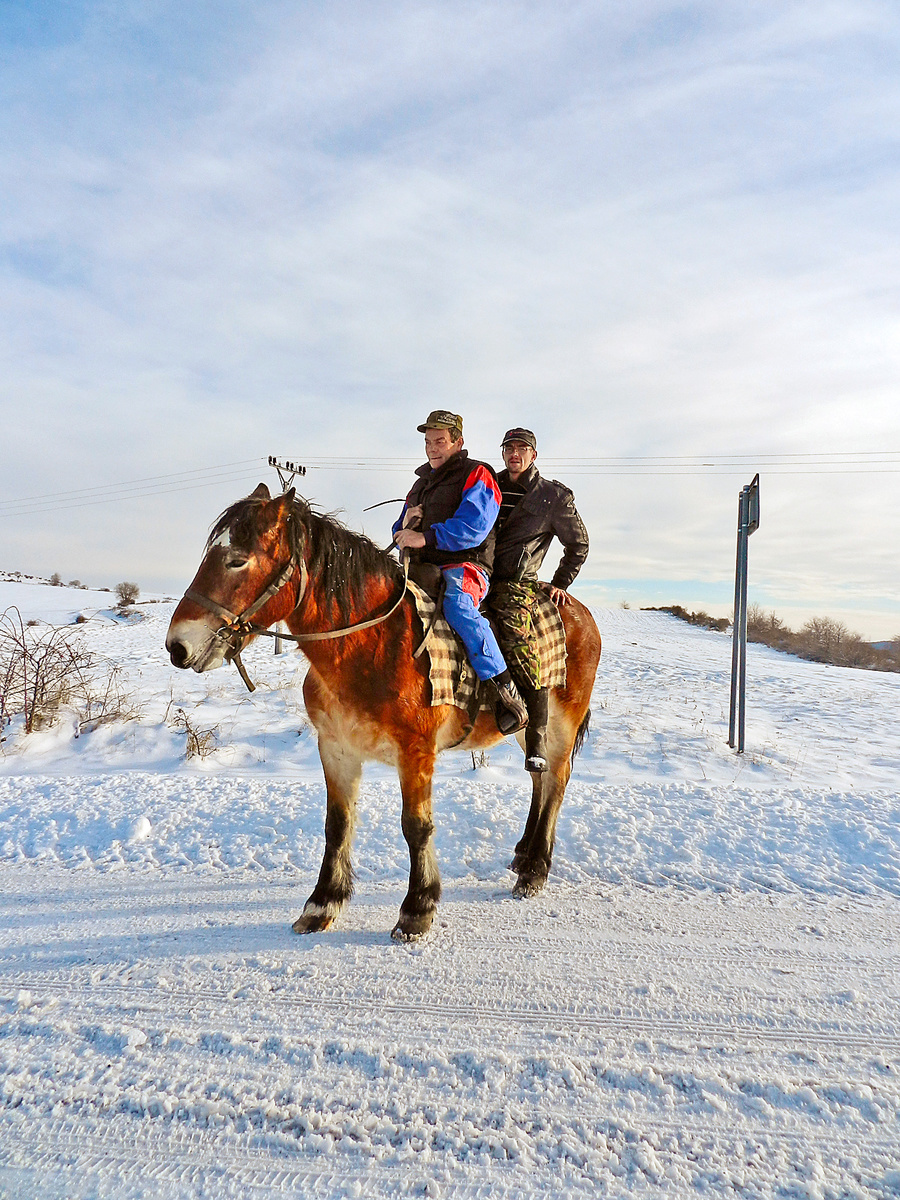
[308,693,401,765]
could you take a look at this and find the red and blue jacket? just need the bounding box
[393,450,501,573]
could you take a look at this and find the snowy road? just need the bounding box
[1,590,899,1197]
[3,866,900,1199]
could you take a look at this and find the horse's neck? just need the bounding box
[287,561,403,665]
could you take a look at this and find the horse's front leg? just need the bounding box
[392,748,441,941]
[292,736,361,934]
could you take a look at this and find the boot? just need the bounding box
[488,669,528,734]
[523,686,550,773]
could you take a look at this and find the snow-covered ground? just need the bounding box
[1,581,899,1198]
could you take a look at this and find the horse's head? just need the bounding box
[166,482,299,673]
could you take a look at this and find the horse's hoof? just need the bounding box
[512,874,547,899]
[292,908,333,934]
[391,912,434,941]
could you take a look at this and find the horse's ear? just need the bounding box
[251,483,271,500]
[267,488,295,526]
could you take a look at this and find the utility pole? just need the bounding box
[728,474,760,753]
[268,456,307,656]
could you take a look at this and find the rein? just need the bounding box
[184,549,410,693]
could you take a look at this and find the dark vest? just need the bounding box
[406,450,497,572]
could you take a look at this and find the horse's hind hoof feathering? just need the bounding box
[391,912,435,941]
[292,905,335,934]
[512,874,547,898]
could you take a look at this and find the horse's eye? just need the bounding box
[225,555,248,570]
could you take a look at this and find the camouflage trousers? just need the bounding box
[486,580,543,691]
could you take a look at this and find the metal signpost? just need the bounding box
[728,474,760,753]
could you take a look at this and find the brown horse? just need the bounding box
[165,484,601,939]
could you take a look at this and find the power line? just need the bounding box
[0,459,265,510]
[1,468,270,518]
[2,452,898,519]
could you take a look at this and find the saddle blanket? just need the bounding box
[408,581,567,711]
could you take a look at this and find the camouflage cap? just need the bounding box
[501,427,537,451]
[417,410,463,436]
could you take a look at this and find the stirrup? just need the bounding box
[490,675,528,734]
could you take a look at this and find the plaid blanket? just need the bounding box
[408,581,567,711]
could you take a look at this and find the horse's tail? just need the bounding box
[571,708,591,763]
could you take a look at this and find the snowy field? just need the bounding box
[1,579,899,1198]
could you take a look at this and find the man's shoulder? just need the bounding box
[547,478,576,502]
[463,455,498,478]
[460,458,500,491]
[531,473,575,505]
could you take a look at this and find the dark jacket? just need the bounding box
[492,464,589,590]
[392,450,500,573]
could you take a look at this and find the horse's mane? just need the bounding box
[208,493,401,621]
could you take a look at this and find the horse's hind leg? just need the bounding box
[392,749,441,941]
[509,770,543,875]
[510,707,577,898]
[293,737,361,934]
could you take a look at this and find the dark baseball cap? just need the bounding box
[417,410,463,435]
[501,427,537,451]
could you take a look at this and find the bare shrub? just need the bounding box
[170,707,218,759]
[49,573,62,587]
[746,605,792,651]
[798,616,849,664]
[0,607,140,736]
[114,581,140,610]
[77,665,143,733]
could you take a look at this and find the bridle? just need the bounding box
[181,532,410,692]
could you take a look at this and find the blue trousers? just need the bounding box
[440,565,507,681]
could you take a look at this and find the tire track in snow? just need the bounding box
[3,973,899,1058]
[1,1102,897,1199]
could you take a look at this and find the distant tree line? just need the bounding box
[745,605,900,672]
[641,605,730,632]
[644,603,900,672]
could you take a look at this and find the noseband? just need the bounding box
[181,538,409,692]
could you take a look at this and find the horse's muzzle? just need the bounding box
[168,639,192,669]
[165,617,228,673]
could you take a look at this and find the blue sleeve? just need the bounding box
[392,503,409,537]
[427,465,501,552]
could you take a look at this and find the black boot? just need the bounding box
[488,669,528,734]
[523,686,550,773]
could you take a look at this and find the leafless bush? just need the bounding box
[170,707,218,759]
[746,604,791,650]
[0,607,140,736]
[115,581,140,609]
[78,665,143,733]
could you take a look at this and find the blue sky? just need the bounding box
[1,0,898,637]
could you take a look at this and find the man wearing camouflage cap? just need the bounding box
[393,411,528,733]
[487,427,589,772]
